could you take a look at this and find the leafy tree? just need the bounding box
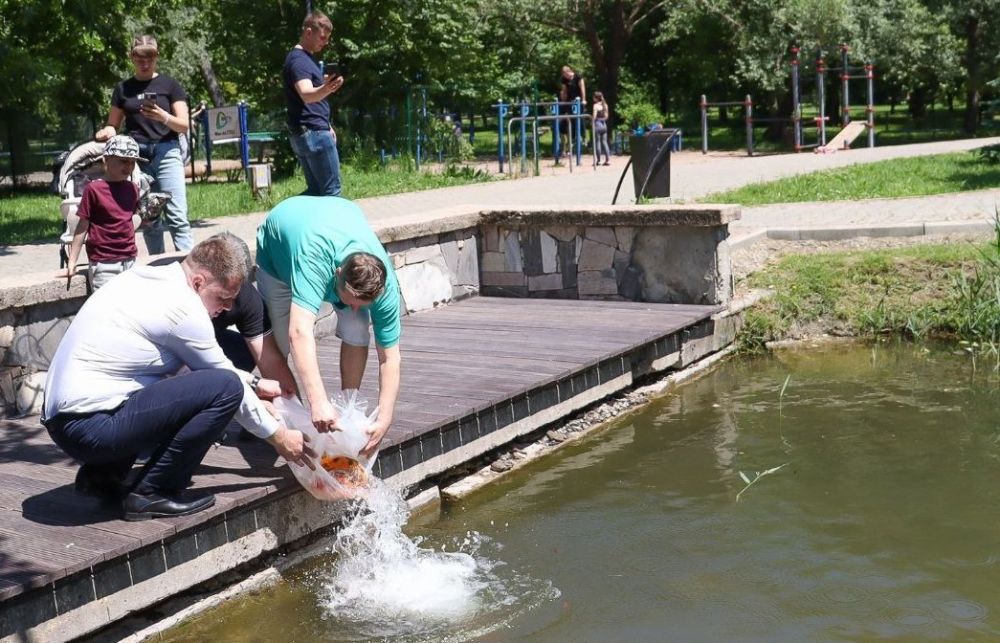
[855,0,962,118]
[497,0,671,124]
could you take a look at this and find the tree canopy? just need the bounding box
[1,0,997,152]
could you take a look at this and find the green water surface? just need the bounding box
[164,343,1000,641]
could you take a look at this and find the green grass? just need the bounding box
[700,151,1000,205]
[0,162,494,245]
[737,239,1000,352]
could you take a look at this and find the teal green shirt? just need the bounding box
[256,196,401,348]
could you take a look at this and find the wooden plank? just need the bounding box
[819,120,867,151]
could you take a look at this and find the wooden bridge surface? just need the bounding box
[0,296,718,603]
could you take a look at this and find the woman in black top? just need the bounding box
[95,35,192,255]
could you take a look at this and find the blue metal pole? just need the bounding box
[520,100,529,172]
[572,98,582,166]
[497,101,507,173]
[551,99,561,160]
[202,110,212,177]
[239,102,250,176]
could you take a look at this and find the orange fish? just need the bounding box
[320,454,369,487]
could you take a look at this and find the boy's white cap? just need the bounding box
[103,134,146,162]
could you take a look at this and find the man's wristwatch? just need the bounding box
[250,374,261,389]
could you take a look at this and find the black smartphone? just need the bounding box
[138,92,158,108]
[323,62,343,79]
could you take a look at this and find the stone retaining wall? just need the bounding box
[0,205,738,416]
[479,206,737,305]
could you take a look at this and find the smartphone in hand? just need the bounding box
[138,92,158,109]
[323,62,344,83]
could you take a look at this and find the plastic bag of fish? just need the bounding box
[274,390,379,500]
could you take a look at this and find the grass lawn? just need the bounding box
[0,162,494,246]
[738,239,998,351]
[700,150,1000,205]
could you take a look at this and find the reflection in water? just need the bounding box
[165,342,1000,641]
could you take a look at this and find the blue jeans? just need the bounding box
[140,140,193,254]
[288,127,341,196]
[595,130,611,163]
[44,369,242,494]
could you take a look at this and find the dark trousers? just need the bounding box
[216,329,255,372]
[45,369,243,494]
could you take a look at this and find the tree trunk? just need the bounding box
[199,58,225,108]
[908,86,928,119]
[579,0,630,130]
[962,13,981,134]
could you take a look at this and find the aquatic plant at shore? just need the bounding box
[736,463,790,502]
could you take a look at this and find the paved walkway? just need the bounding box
[1,136,998,288]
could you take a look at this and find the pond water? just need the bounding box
[163,343,1000,641]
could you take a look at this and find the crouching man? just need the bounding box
[42,234,313,521]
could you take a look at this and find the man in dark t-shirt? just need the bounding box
[283,11,344,196]
[558,65,587,159]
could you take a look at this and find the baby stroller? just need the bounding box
[57,140,171,268]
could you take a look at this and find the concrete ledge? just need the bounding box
[733,221,996,246]
[729,228,767,250]
[767,223,927,241]
[481,204,741,227]
[923,221,996,236]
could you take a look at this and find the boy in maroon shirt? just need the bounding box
[63,135,142,290]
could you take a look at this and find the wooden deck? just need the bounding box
[0,296,719,638]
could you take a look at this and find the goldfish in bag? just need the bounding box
[274,391,379,500]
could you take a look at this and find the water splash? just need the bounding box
[316,480,558,641]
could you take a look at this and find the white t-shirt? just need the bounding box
[43,263,279,439]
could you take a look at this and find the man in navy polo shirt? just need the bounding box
[283,10,345,196]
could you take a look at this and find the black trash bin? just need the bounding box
[630,129,678,199]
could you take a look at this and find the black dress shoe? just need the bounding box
[75,465,127,501]
[123,491,216,521]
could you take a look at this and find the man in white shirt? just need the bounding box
[42,234,313,521]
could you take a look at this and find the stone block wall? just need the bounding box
[480,224,637,299]
[384,227,480,314]
[479,206,737,305]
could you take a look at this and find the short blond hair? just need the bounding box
[340,252,386,301]
[303,11,332,33]
[187,235,249,285]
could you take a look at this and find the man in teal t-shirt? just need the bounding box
[255,196,401,454]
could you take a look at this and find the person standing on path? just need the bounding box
[592,91,612,166]
[42,235,313,521]
[283,11,345,197]
[255,196,401,457]
[95,35,192,256]
[558,65,586,160]
[61,135,142,290]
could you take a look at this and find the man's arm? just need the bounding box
[288,302,337,430]
[165,312,282,439]
[294,76,344,105]
[362,343,400,456]
[247,333,299,397]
